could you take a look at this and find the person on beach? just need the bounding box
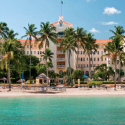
[21,81,25,89]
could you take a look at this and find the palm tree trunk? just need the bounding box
[29,36,32,84]
[68,50,72,86]
[119,56,122,85]
[8,61,11,91]
[91,53,94,72]
[114,57,117,91]
[88,52,91,78]
[76,48,79,69]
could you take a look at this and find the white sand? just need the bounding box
[1,88,125,97]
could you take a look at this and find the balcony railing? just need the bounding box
[57,65,65,68]
[57,58,65,61]
[57,51,64,54]
[57,43,61,47]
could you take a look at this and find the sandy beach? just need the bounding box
[1,88,125,97]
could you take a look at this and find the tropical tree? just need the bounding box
[41,48,54,85]
[36,63,46,74]
[22,24,37,83]
[61,28,77,85]
[0,22,9,38]
[84,33,98,78]
[110,26,125,39]
[74,27,86,69]
[39,22,57,49]
[0,38,24,91]
[72,69,83,80]
[95,64,114,80]
[103,36,124,90]
[110,26,125,83]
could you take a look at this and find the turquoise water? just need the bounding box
[0,97,125,125]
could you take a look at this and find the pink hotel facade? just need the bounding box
[20,16,112,79]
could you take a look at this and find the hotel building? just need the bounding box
[20,16,113,83]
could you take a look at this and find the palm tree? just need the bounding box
[61,28,77,85]
[0,22,9,38]
[36,63,47,74]
[95,64,114,80]
[22,24,37,83]
[0,38,23,91]
[103,36,123,90]
[39,22,57,49]
[6,30,18,39]
[74,27,86,69]
[41,48,54,85]
[110,26,125,39]
[84,33,98,78]
[110,26,125,83]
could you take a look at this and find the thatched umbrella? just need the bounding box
[0,77,7,83]
[17,79,25,83]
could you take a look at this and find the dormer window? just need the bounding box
[60,23,62,27]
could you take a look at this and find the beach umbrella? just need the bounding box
[83,75,88,78]
[0,77,7,83]
[17,79,25,83]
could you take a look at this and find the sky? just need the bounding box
[0,0,125,39]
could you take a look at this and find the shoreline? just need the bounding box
[1,88,125,98]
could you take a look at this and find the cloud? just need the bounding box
[101,21,118,25]
[103,7,121,15]
[90,28,100,33]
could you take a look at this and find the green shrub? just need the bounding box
[88,82,102,88]
[75,81,87,84]
[102,81,125,84]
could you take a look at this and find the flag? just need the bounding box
[61,0,64,4]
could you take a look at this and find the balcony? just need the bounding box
[57,51,64,54]
[57,43,61,47]
[57,65,65,68]
[57,58,65,61]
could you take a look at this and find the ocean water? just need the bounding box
[0,96,125,125]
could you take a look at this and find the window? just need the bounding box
[24,45,25,48]
[27,45,29,48]
[27,51,29,55]
[94,58,96,61]
[38,51,39,55]
[101,51,103,54]
[31,45,32,48]
[60,23,63,27]
[87,58,88,61]
[93,51,95,55]
[58,32,64,37]
[98,51,99,55]
[34,51,36,54]
[81,58,82,61]
[98,58,99,61]
[83,58,85,61]
[34,45,36,48]
[40,58,42,61]
[81,51,83,55]
[31,51,32,55]
[90,58,92,61]
[40,51,42,54]
[101,58,103,61]
[105,58,107,61]
[87,64,88,67]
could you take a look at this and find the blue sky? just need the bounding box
[0,0,125,39]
